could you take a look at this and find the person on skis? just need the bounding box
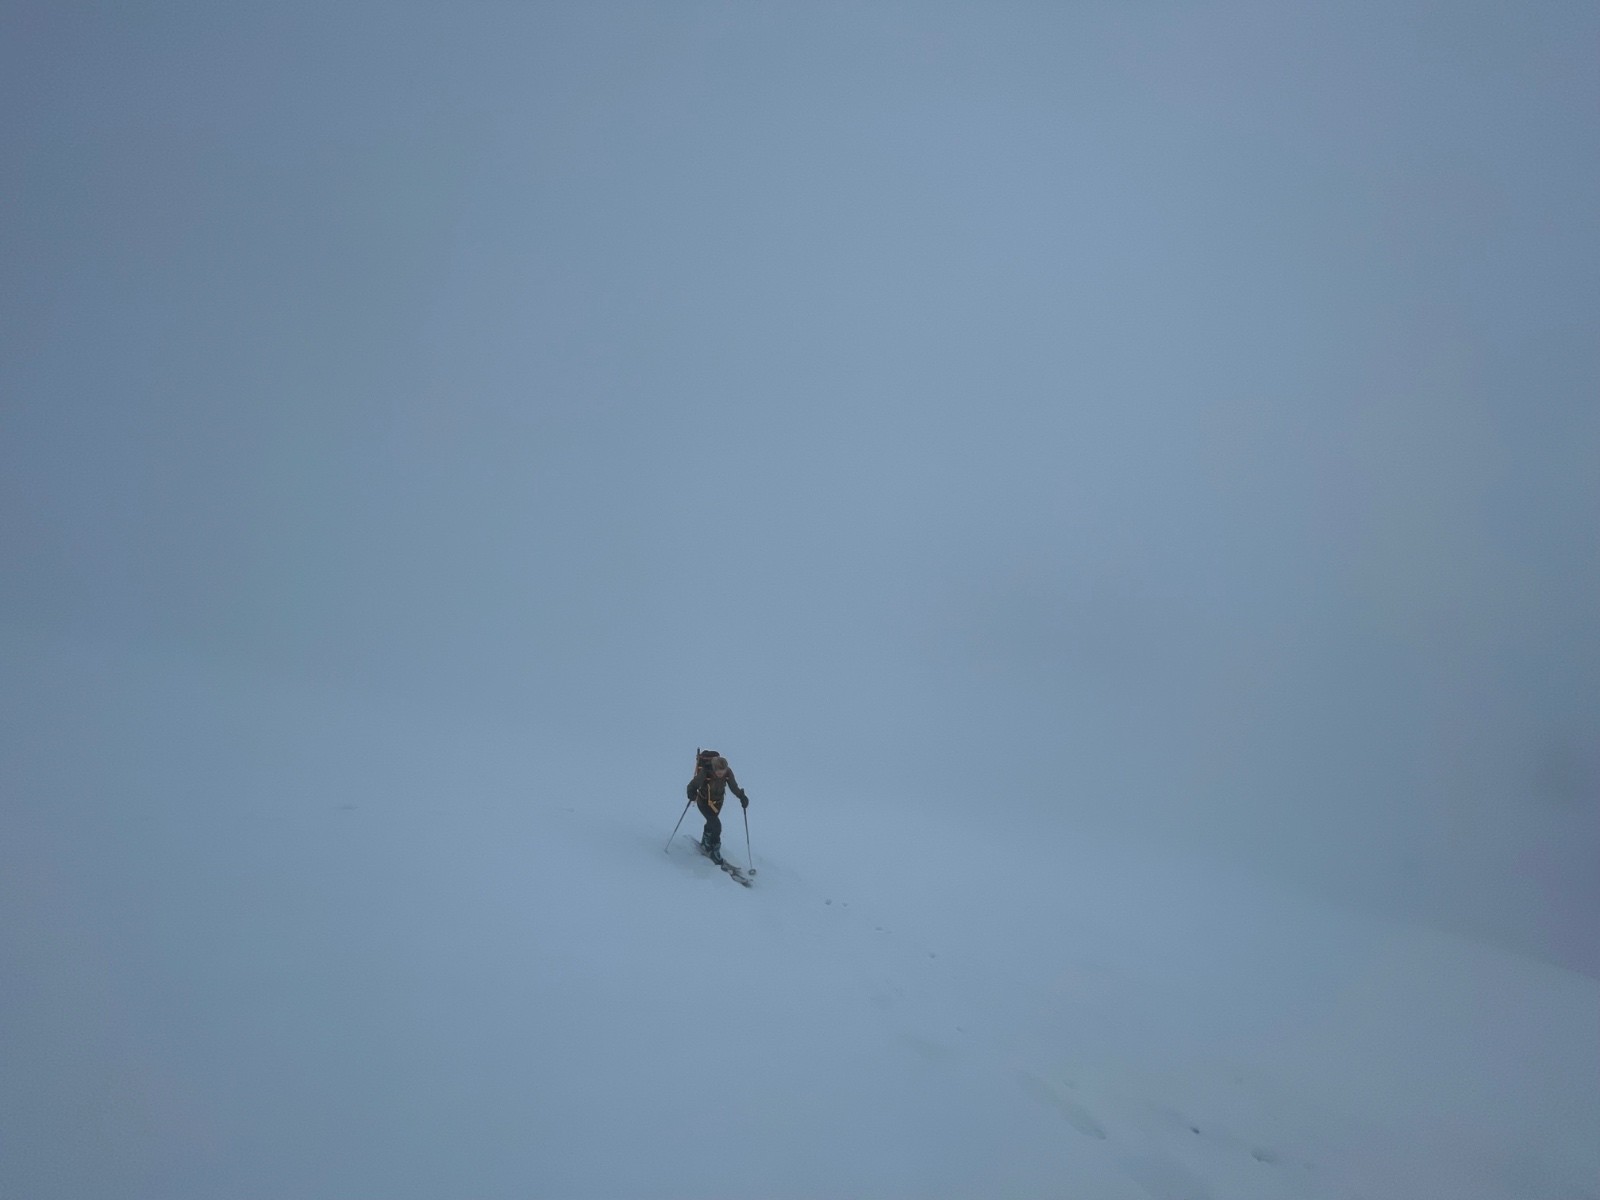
[688,752,748,861]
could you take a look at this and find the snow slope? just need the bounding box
[3,632,1596,1200]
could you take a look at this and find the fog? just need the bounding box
[5,3,1597,972]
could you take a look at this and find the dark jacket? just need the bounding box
[688,765,748,811]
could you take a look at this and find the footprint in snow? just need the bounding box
[1016,1071,1108,1141]
[1117,1151,1215,1200]
[1157,1103,1291,1174]
[902,1034,955,1064]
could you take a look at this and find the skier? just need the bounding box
[687,752,748,861]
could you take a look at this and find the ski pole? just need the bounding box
[742,803,755,875]
[665,798,692,852]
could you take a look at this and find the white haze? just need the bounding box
[4,635,1597,1198]
[3,2,1598,1193]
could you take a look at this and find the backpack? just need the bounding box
[688,748,724,801]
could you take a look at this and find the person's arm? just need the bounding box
[727,770,749,806]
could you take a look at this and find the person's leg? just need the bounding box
[695,798,722,854]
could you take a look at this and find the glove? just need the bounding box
[739,794,749,809]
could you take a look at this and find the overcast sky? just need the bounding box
[3,1,1596,969]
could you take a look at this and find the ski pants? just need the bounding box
[695,794,723,848]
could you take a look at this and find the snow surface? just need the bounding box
[3,633,1597,1200]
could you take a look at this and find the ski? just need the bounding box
[686,836,753,887]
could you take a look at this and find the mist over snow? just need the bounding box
[4,3,1598,1197]
[5,634,1597,1199]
